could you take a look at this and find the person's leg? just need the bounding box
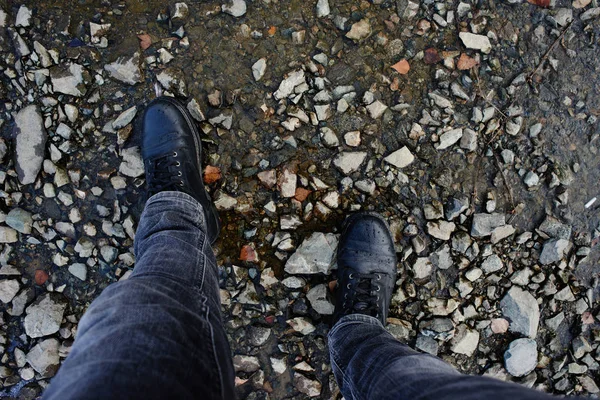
[44,191,234,400]
[329,212,557,400]
[328,314,556,400]
[45,97,234,400]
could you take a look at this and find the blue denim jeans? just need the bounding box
[45,192,557,400]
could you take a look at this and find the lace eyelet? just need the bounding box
[376,285,381,292]
[344,294,348,299]
[178,171,182,177]
[346,284,351,289]
[179,181,184,186]
[376,295,380,301]
[376,274,381,280]
[349,273,354,279]
[175,161,181,167]
[173,151,178,157]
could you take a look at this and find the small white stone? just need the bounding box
[252,58,267,81]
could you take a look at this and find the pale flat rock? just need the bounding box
[333,152,367,174]
[119,147,144,178]
[252,58,267,81]
[306,284,334,315]
[346,19,371,40]
[222,0,247,17]
[274,70,305,100]
[50,63,89,97]
[112,106,137,130]
[14,105,47,185]
[285,232,339,275]
[24,294,66,338]
[0,280,20,303]
[436,128,463,150]
[451,325,480,356]
[500,287,540,338]
[384,146,415,168]
[459,32,492,53]
[504,338,537,377]
[105,52,143,85]
[26,338,60,378]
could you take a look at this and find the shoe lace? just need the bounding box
[148,151,184,195]
[342,273,382,318]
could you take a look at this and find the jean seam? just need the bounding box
[331,354,364,400]
[202,293,225,400]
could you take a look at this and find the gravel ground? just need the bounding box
[0,0,599,398]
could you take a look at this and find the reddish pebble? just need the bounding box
[239,245,258,262]
[34,270,49,285]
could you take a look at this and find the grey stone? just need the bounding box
[429,93,453,109]
[430,244,452,270]
[112,106,137,130]
[0,226,19,243]
[285,233,339,275]
[460,128,478,151]
[346,19,371,41]
[306,284,334,315]
[481,254,503,274]
[523,171,539,187]
[294,373,321,397]
[459,32,492,53]
[412,257,433,280]
[248,326,271,347]
[471,213,505,237]
[316,0,330,17]
[6,208,33,234]
[384,146,414,168]
[500,287,540,338]
[0,280,20,303]
[274,70,305,100]
[14,105,47,185]
[50,64,89,97]
[222,0,246,17]
[24,294,66,338]
[415,334,439,355]
[187,99,205,122]
[156,68,188,97]
[233,355,260,373]
[427,220,456,241]
[366,101,388,119]
[445,196,469,220]
[539,239,571,265]
[436,128,463,150]
[214,191,237,211]
[26,339,60,378]
[286,317,316,334]
[104,52,143,85]
[451,325,479,356]
[119,147,144,178]
[68,263,87,281]
[581,7,600,21]
[538,215,572,240]
[333,152,367,174]
[490,225,516,244]
[15,5,32,27]
[504,338,537,377]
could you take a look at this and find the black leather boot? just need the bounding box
[333,212,398,325]
[141,96,220,244]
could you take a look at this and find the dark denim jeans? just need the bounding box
[45,192,557,400]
